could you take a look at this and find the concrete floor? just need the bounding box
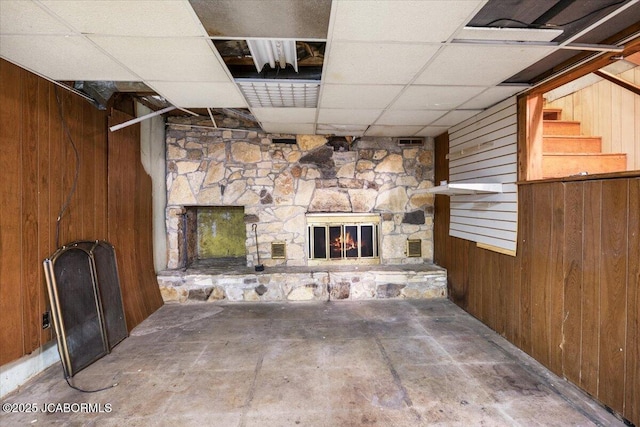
[1,299,624,426]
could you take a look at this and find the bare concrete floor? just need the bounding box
[1,299,624,426]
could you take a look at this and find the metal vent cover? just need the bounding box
[406,239,422,257]
[271,241,286,259]
[396,137,424,146]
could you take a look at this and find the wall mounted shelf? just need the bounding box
[426,183,504,196]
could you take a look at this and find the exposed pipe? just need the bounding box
[109,106,176,132]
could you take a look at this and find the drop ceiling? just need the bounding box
[1,0,638,137]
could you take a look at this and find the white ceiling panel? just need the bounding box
[376,110,445,126]
[392,85,486,110]
[365,125,423,137]
[0,1,72,35]
[331,0,483,43]
[318,109,383,125]
[317,124,368,136]
[324,42,440,85]
[430,110,483,126]
[458,86,527,109]
[456,26,563,42]
[89,36,229,82]
[319,84,403,109]
[0,35,138,80]
[261,123,316,135]
[415,44,556,86]
[252,108,316,123]
[40,0,203,37]
[148,81,247,108]
[415,126,450,138]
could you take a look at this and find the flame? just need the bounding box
[330,231,358,252]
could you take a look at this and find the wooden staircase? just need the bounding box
[542,109,627,178]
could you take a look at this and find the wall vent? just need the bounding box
[271,241,286,259]
[272,138,297,144]
[396,137,424,146]
[406,239,422,257]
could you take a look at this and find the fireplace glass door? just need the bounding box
[307,214,380,265]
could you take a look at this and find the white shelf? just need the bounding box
[427,183,503,195]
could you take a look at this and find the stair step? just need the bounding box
[542,153,627,178]
[543,120,581,135]
[543,109,563,120]
[543,135,602,153]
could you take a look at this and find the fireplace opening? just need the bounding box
[307,213,380,265]
[181,206,246,268]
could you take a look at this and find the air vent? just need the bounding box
[271,242,286,259]
[396,137,424,146]
[406,239,422,257]
[272,138,296,144]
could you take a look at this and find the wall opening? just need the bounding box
[181,206,246,268]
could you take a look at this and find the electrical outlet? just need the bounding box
[42,311,51,329]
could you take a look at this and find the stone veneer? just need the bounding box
[157,265,447,303]
[165,116,436,270]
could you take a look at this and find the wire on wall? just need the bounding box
[53,86,81,248]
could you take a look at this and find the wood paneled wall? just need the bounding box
[545,66,640,170]
[435,132,640,425]
[108,110,164,331]
[0,59,162,367]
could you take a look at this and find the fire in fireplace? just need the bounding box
[307,213,380,265]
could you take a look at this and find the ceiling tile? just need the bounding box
[319,84,403,109]
[252,108,316,123]
[261,123,316,134]
[318,109,383,125]
[456,26,563,42]
[415,126,450,138]
[89,36,229,82]
[458,86,527,109]
[189,0,331,39]
[376,110,445,126]
[430,110,483,126]
[415,44,556,86]
[40,0,203,37]
[324,42,440,84]
[365,125,423,137]
[332,0,483,42]
[148,81,247,108]
[0,1,72,35]
[0,35,137,80]
[316,124,367,136]
[392,85,486,110]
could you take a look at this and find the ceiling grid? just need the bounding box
[0,0,637,136]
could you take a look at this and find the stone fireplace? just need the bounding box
[165,116,436,270]
[159,116,446,302]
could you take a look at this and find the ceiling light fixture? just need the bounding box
[236,79,319,108]
[246,39,298,73]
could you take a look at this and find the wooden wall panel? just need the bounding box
[435,129,640,426]
[625,178,640,422]
[562,182,583,384]
[598,180,628,413]
[36,79,53,346]
[0,60,25,364]
[108,110,163,332]
[545,70,640,171]
[0,59,162,367]
[581,181,601,396]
